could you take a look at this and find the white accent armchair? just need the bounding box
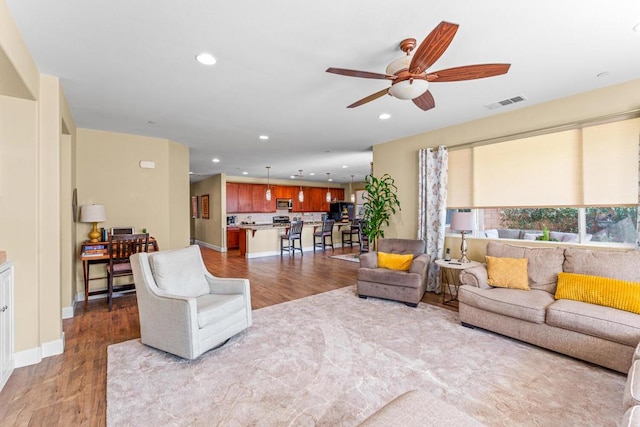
[130,245,252,359]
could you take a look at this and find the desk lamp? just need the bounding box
[80,204,107,243]
[450,211,474,263]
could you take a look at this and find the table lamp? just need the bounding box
[80,204,107,243]
[450,211,474,263]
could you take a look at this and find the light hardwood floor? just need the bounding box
[0,245,454,426]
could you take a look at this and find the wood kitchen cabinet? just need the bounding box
[227,182,344,213]
[226,183,239,213]
[227,227,240,249]
[273,185,293,200]
[237,184,252,213]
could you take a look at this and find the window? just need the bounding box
[474,206,637,245]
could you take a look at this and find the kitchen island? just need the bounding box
[237,222,353,258]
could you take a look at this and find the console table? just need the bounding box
[80,238,158,310]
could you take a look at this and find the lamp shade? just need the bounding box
[80,204,106,223]
[450,211,474,232]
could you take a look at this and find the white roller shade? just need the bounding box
[581,118,639,205]
[472,130,582,207]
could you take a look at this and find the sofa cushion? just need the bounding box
[378,252,413,271]
[358,268,422,289]
[497,229,521,239]
[486,256,529,290]
[486,242,564,293]
[563,248,640,282]
[458,286,554,324]
[555,272,640,314]
[196,293,246,328]
[546,299,640,347]
[149,245,210,298]
[625,361,640,411]
[621,406,640,427]
[377,238,426,257]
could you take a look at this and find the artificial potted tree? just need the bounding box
[362,173,401,251]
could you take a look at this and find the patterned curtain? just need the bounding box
[418,146,448,292]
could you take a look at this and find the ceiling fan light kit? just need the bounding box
[326,21,511,111]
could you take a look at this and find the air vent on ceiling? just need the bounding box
[485,95,527,110]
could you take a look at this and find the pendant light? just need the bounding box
[350,174,356,203]
[325,172,332,203]
[265,166,272,201]
[298,170,304,203]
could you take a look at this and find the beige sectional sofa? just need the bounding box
[458,241,640,373]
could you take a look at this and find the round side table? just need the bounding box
[435,259,482,305]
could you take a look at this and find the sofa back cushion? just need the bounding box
[149,245,210,298]
[563,248,640,281]
[377,238,425,257]
[486,241,565,293]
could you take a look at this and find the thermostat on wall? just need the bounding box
[139,160,155,169]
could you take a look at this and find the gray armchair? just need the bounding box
[357,238,430,307]
[130,245,252,359]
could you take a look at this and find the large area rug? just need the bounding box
[107,286,625,426]
[329,253,360,263]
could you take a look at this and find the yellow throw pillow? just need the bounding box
[486,256,530,290]
[378,252,413,271]
[555,272,640,314]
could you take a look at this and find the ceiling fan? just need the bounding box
[326,21,511,111]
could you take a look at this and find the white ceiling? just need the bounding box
[6,1,640,183]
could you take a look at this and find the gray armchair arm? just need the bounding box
[360,252,378,268]
[410,254,430,276]
[459,265,492,289]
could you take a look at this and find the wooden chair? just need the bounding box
[341,220,360,247]
[313,219,335,252]
[107,233,150,310]
[280,221,304,256]
[358,222,370,253]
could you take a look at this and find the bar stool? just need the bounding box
[280,221,304,256]
[341,220,360,247]
[313,219,335,252]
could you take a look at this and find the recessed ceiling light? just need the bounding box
[633,22,640,32]
[378,113,391,120]
[189,171,194,175]
[342,165,348,168]
[309,172,315,176]
[212,158,220,163]
[596,71,610,78]
[290,175,296,179]
[242,171,248,175]
[259,135,269,140]
[196,52,216,65]
[147,120,156,125]
[328,178,333,182]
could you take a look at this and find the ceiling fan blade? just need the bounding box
[427,64,511,82]
[412,90,435,111]
[409,21,459,74]
[347,88,389,108]
[326,67,395,80]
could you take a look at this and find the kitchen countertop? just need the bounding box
[236,221,352,230]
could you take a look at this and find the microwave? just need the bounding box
[276,198,292,210]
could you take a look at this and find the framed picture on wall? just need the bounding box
[201,194,210,219]
[191,196,199,218]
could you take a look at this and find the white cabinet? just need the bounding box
[0,262,14,392]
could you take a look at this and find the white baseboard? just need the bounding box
[75,289,108,302]
[62,301,76,320]
[14,333,65,368]
[194,240,223,252]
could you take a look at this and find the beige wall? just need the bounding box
[0,94,39,351]
[76,129,190,293]
[192,174,224,249]
[375,78,640,239]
